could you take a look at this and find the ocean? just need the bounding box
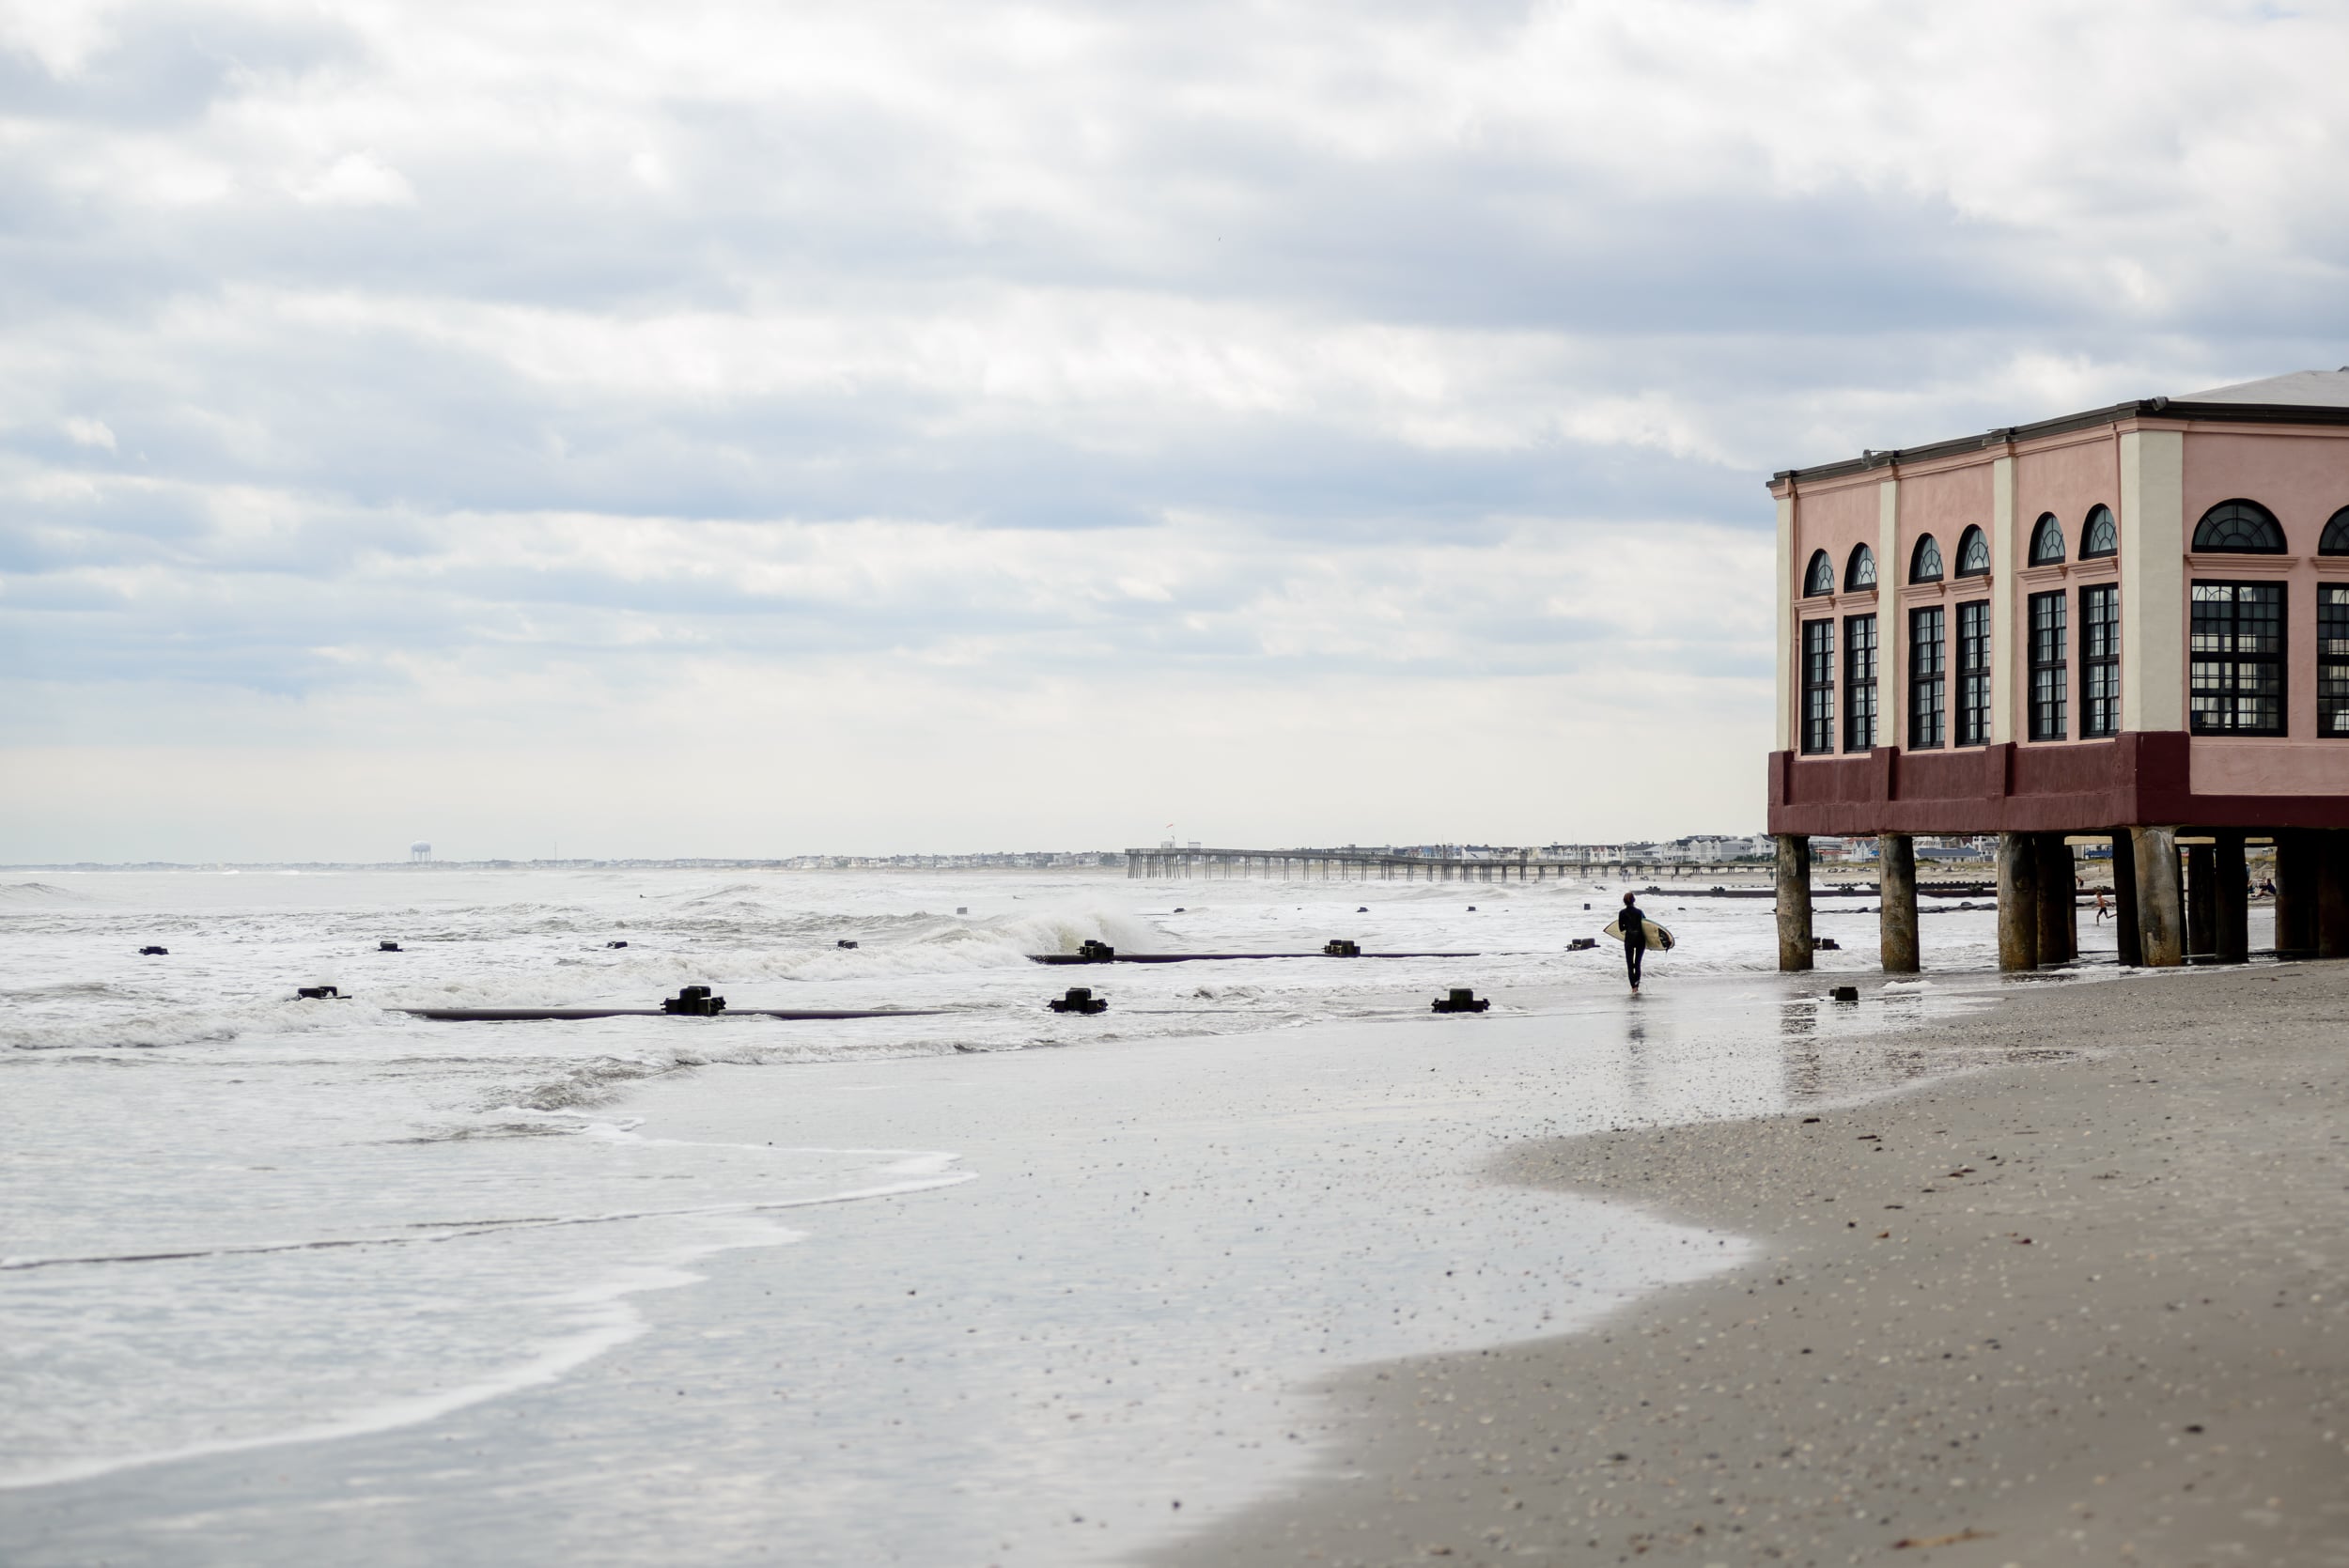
[1,866,2100,1563]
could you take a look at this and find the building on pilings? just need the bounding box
[1766,368,2349,972]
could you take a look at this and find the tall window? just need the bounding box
[1954,525,1990,578]
[1910,534,1943,582]
[2189,582,2285,735]
[1955,600,1991,746]
[2029,513,2066,565]
[2322,585,2349,737]
[1802,620,1835,753]
[2029,591,2068,740]
[2082,583,2119,737]
[1908,606,1945,749]
[2081,505,2118,559]
[1843,613,1877,752]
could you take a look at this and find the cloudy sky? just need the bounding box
[4,0,2346,862]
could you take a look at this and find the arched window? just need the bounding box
[1910,534,1943,583]
[2081,505,2117,559]
[2320,506,2349,556]
[2029,513,2065,566]
[2192,499,2287,553]
[1845,544,1876,592]
[1955,525,1990,578]
[1804,550,1834,597]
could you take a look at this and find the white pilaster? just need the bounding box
[2119,429,2186,733]
[1990,455,2017,744]
[1776,492,1797,751]
[1878,476,1900,751]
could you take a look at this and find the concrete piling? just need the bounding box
[1878,832,1918,973]
[1774,834,1813,972]
[2130,826,2185,968]
[1996,831,2039,971]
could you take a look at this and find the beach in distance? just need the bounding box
[6,865,2339,1565]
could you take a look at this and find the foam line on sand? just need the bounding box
[1156,961,2349,1566]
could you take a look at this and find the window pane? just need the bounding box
[2189,580,2286,736]
[1955,599,1991,746]
[1844,613,1877,752]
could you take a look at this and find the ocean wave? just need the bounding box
[0,881,99,904]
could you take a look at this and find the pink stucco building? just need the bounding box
[1765,368,2349,971]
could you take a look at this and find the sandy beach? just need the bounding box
[1162,961,2349,1568]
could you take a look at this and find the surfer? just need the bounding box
[1618,892,1648,993]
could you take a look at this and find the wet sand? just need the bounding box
[1159,962,2349,1567]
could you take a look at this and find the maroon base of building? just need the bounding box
[1767,732,2349,837]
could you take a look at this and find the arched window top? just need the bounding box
[1845,543,1876,592]
[2081,505,2117,559]
[1910,534,1943,583]
[2320,506,2349,556]
[2193,499,2287,553]
[1803,549,1834,597]
[1954,525,1990,578]
[2029,512,2066,566]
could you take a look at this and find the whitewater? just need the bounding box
[0,864,2095,1564]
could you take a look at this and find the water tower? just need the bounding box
[410,842,432,863]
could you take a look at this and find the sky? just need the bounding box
[5,0,2348,862]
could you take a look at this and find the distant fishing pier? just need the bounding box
[1124,847,1755,882]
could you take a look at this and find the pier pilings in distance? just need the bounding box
[1123,847,1763,883]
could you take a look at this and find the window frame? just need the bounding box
[1908,604,1946,750]
[1845,544,1876,593]
[2081,582,2119,738]
[2189,580,2286,737]
[1801,619,1836,754]
[1954,525,1991,578]
[2322,584,2349,737]
[2029,512,2066,566]
[1909,534,1943,583]
[2320,506,2349,557]
[1843,613,1878,753]
[2080,505,2118,560]
[2028,589,2068,741]
[2191,499,2288,554]
[1803,549,1835,598]
[1954,598,1991,747]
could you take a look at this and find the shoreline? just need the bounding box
[1155,960,2349,1567]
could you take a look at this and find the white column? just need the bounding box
[1991,453,2017,744]
[1878,475,1901,751]
[1775,490,1797,752]
[2119,428,2186,733]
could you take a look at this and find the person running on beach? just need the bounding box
[2093,888,2110,923]
[1619,892,1649,993]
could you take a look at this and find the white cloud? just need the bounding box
[288,151,414,207]
[1,0,2345,858]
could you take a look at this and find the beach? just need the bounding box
[1162,961,2349,1567]
[5,865,2046,1565]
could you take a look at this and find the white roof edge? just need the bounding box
[2176,367,2349,407]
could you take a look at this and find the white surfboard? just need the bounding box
[1601,918,1674,951]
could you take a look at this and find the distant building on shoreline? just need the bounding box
[1766,369,2349,971]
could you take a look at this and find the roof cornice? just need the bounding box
[1768,396,2349,489]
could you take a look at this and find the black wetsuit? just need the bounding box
[1620,905,1646,986]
